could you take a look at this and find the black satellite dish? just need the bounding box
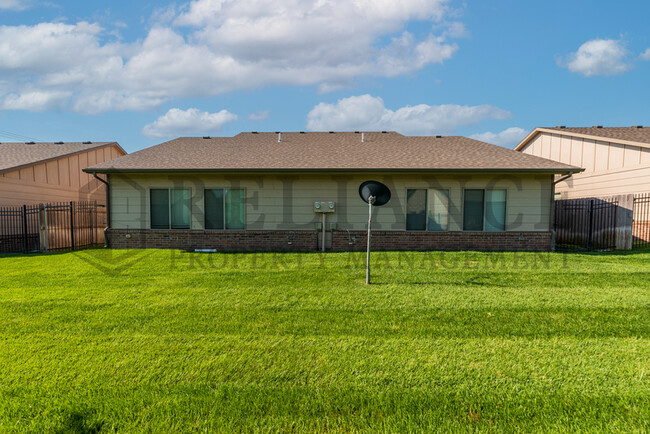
[359,181,391,206]
[359,181,392,285]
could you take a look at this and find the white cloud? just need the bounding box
[562,39,630,77]
[0,22,116,73]
[248,110,270,121]
[142,107,238,138]
[306,94,511,135]
[1,90,71,111]
[0,0,31,11]
[470,127,529,148]
[640,48,650,61]
[0,0,463,113]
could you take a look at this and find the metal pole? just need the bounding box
[44,205,48,253]
[91,202,95,246]
[366,196,374,285]
[70,201,75,250]
[322,213,326,252]
[587,199,594,251]
[22,204,28,253]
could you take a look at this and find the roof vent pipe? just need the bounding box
[361,132,365,142]
[278,132,282,142]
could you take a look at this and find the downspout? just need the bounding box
[553,171,574,186]
[92,172,110,247]
[550,172,573,251]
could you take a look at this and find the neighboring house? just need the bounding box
[515,126,650,199]
[84,132,579,252]
[0,141,126,207]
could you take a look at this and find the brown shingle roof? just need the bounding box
[515,126,650,151]
[84,132,579,173]
[0,141,124,174]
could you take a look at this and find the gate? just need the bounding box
[554,198,618,251]
[0,205,40,253]
[0,201,105,254]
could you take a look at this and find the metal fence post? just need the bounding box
[38,204,48,253]
[22,204,28,253]
[586,199,594,251]
[70,201,75,250]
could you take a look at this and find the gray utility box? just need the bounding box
[314,201,335,213]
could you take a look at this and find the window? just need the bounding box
[150,188,191,230]
[485,190,506,232]
[204,188,246,230]
[406,188,449,231]
[205,189,224,229]
[463,189,506,231]
[463,189,484,231]
[428,189,449,231]
[150,189,170,229]
[406,189,427,230]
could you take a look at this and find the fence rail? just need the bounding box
[633,193,650,249]
[0,201,106,254]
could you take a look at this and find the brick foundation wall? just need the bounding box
[107,229,552,251]
[107,229,318,251]
[333,230,551,252]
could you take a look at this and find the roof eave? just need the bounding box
[514,128,650,151]
[0,142,126,176]
[83,167,581,175]
[513,128,544,151]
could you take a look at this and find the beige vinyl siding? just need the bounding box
[110,172,553,232]
[563,165,650,198]
[520,131,650,197]
[0,145,125,206]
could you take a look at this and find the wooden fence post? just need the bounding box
[615,194,634,250]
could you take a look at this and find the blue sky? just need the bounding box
[0,0,649,153]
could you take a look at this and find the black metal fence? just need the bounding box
[633,193,650,249]
[554,198,618,251]
[0,204,40,253]
[0,201,106,254]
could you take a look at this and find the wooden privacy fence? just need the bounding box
[633,193,650,249]
[0,201,106,254]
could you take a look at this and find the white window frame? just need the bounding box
[148,187,192,230]
[405,188,450,231]
[203,187,247,230]
[462,188,508,232]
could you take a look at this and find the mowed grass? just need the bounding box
[0,249,648,432]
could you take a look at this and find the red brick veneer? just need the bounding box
[107,229,552,251]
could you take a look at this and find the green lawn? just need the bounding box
[0,249,648,432]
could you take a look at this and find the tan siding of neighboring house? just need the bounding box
[0,145,124,206]
[109,172,553,232]
[520,132,650,198]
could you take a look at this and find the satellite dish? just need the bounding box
[359,180,392,285]
[359,181,391,206]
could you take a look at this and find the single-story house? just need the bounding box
[84,132,580,252]
[0,141,126,207]
[515,126,650,199]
